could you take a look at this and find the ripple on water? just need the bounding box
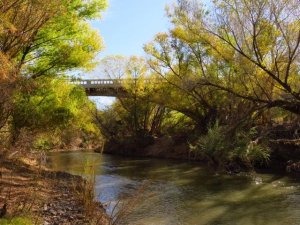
[47,152,300,225]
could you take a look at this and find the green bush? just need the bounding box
[190,123,270,169]
[33,136,52,150]
[230,128,270,165]
[189,122,227,165]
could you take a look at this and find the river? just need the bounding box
[47,152,300,225]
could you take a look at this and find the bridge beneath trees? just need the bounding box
[70,79,157,97]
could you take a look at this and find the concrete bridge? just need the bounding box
[70,78,157,97]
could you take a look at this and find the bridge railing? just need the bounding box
[70,79,123,87]
[69,78,162,88]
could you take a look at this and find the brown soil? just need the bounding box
[0,152,110,225]
[102,136,192,160]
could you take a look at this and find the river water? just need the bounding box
[47,152,300,225]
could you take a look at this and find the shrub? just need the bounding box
[190,123,270,170]
[33,137,52,150]
[189,122,227,166]
[230,128,270,166]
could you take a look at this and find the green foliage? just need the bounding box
[1,0,107,78]
[190,122,226,161]
[150,0,300,114]
[230,129,270,165]
[27,21,104,77]
[12,78,99,145]
[161,111,194,135]
[97,98,166,139]
[140,0,300,167]
[33,136,52,150]
[69,0,108,19]
[0,217,33,225]
[0,0,106,149]
[190,123,270,169]
[98,56,168,138]
[17,0,105,71]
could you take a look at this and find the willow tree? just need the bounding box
[162,0,300,115]
[0,0,107,145]
[98,56,167,138]
[144,30,254,133]
[0,0,106,78]
[12,78,99,147]
[144,32,229,132]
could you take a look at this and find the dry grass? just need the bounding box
[0,153,110,225]
[107,182,148,225]
[72,161,110,225]
[72,160,148,225]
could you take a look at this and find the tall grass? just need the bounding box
[72,159,108,225]
[73,159,148,225]
[108,182,148,225]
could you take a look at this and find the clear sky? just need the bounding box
[88,0,174,107]
[91,0,174,57]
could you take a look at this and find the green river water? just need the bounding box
[47,152,300,225]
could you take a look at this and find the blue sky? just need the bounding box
[88,0,174,107]
[91,0,174,57]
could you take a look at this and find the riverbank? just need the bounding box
[0,152,110,225]
[102,135,300,173]
[102,136,189,160]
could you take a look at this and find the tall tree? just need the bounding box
[0,0,107,78]
[158,0,300,115]
[144,31,254,133]
[99,56,167,137]
[0,0,107,145]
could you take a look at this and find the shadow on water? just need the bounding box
[47,152,300,225]
[187,178,297,225]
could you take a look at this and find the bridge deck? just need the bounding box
[70,79,155,88]
[70,79,158,97]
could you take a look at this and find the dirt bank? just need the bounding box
[0,152,110,225]
[102,135,300,173]
[102,136,191,161]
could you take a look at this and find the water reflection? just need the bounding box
[47,152,300,225]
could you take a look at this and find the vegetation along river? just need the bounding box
[47,152,300,225]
